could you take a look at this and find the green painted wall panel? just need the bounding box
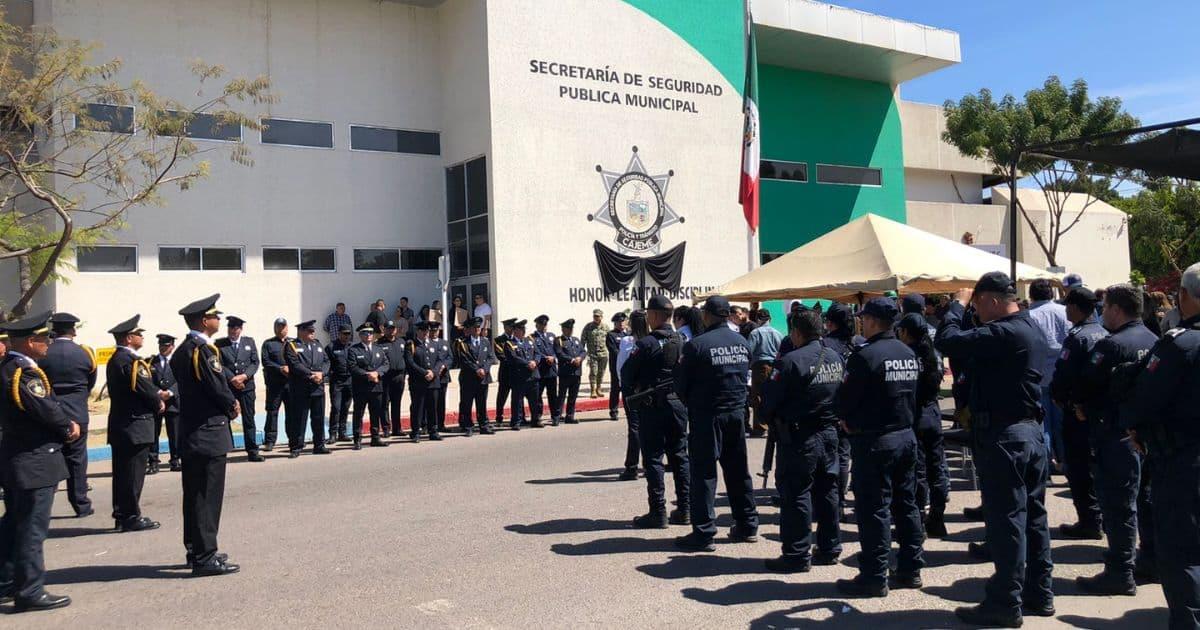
[623,0,746,95]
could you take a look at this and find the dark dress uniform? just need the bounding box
[260,334,292,449]
[376,334,396,436]
[348,337,389,446]
[554,326,586,423]
[936,285,1053,620]
[1127,312,1200,629]
[493,324,514,423]
[284,330,330,455]
[1050,314,1107,535]
[150,348,180,469]
[383,335,407,437]
[532,326,560,425]
[673,305,759,548]
[823,327,864,516]
[1076,319,1158,591]
[215,330,260,456]
[325,336,353,442]
[502,328,539,430]
[432,331,453,433]
[0,333,74,609]
[606,326,627,419]
[171,294,239,575]
[621,320,690,526]
[455,328,495,435]
[106,340,162,530]
[837,322,924,591]
[40,335,96,515]
[762,338,845,568]
[406,331,443,440]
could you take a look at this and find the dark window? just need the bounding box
[300,248,335,271]
[466,156,488,217]
[81,103,134,134]
[468,215,489,275]
[448,221,468,276]
[402,249,441,271]
[263,248,299,270]
[446,164,466,222]
[159,111,241,141]
[159,247,201,270]
[77,246,137,272]
[350,125,440,155]
[201,248,243,271]
[261,118,333,148]
[760,160,807,182]
[354,248,400,271]
[761,252,785,265]
[816,164,882,186]
[160,247,241,271]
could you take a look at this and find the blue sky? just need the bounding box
[836,0,1200,124]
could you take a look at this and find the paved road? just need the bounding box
[9,412,1166,628]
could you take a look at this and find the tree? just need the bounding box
[942,76,1138,267]
[1114,179,1200,280]
[0,9,273,317]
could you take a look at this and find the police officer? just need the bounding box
[379,321,405,437]
[41,312,97,515]
[106,315,163,533]
[455,317,495,436]
[430,321,453,434]
[581,310,610,399]
[284,320,331,458]
[531,314,560,426]
[215,316,263,462]
[325,325,354,443]
[172,294,240,576]
[833,298,923,596]
[622,295,690,529]
[762,309,844,572]
[260,318,292,451]
[555,319,586,423]
[606,313,628,419]
[407,321,443,442]
[896,312,949,539]
[822,303,864,523]
[150,334,181,472]
[937,273,1053,626]
[1050,287,1107,540]
[1075,284,1159,595]
[1126,261,1200,629]
[0,311,81,611]
[503,320,539,431]
[349,324,389,449]
[673,296,759,552]
[493,318,516,424]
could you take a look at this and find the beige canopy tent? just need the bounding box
[700,213,1060,303]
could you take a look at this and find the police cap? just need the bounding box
[415,321,431,331]
[702,295,731,318]
[858,297,898,322]
[534,314,550,324]
[1063,273,1084,289]
[560,318,576,329]
[338,325,353,334]
[383,320,396,329]
[179,294,222,318]
[356,323,374,334]
[1,310,53,338]
[465,317,483,328]
[501,318,518,327]
[1063,286,1099,311]
[512,319,528,329]
[156,333,176,346]
[900,293,925,314]
[226,315,246,328]
[429,320,442,329]
[50,312,80,326]
[647,295,673,312]
[297,320,317,331]
[611,312,627,323]
[973,271,1017,296]
[108,314,145,336]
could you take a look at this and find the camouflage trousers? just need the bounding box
[588,354,608,393]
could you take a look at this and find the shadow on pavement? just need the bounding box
[682,579,842,606]
[924,575,1082,603]
[748,601,960,629]
[550,536,681,556]
[943,526,986,543]
[505,518,631,535]
[920,548,988,568]
[1050,543,1104,565]
[1059,607,1169,629]
[47,564,190,584]
[526,468,632,485]
[637,555,770,580]
[48,527,115,539]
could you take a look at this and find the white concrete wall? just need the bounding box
[899,101,992,175]
[905,168,983,204]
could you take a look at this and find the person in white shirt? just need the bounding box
[1027,279,1071,471]
[473,294,493,338]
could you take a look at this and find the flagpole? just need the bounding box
[744,0,760,273]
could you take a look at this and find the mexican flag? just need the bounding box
[739,10,760,234]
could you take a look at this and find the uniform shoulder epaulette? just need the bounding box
[79,343,98,371]
[288,340,300,352]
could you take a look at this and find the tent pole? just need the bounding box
[1008,153,1020,281]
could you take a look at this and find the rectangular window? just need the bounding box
[353,248,400,271]
[350,125,440,155]
[760,160,807,182]
[447,221,468,275]
[300,248,335,271]
[80,103,134,134]
[468,215,489,275]
[263,247,336,271]
[77,246,137,272]
[466,156,488,217]
[159,246,242,271]
[159,111,241,141]
[261,118,333,148]
[816,164,882,186]
[402,249,441,271]
[446,164,466,222]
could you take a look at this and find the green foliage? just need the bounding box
[1114,180,1200,278]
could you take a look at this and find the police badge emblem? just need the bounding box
[210,354,223,372]
[29,379,46,397]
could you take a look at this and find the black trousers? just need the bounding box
[287,392,327,451]
[851,429,924,583]
[608,355,621,416]
[263,381,289,446]
[436,386,448,432]
[639,398,690,513]
[387,378,405,434]
[111,440,152,522]
[328,380,352,438]
[152,412,179,463]
[62,423,91,514]
[558,375,581,420]
[181,454,226,565]
[458,377,489,427]
[1063,413,1101,527]
[535,376,559,421]
[915,410,950,519]
[779,426,842,561]
[687,409,759,539]
[409,386,439,436]
[353,390,386,439]
[510,379,537,427]
[235,390,258,454]
[0,484,55,601]
[495,372,511,421]
[837,428,851,511]
[624,403,641,469]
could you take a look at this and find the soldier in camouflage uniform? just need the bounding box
[581,309,610,398]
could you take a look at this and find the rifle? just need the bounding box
[758,428,776,489]
[625,380,674,406]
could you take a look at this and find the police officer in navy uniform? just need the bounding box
[215,316,263,462]
[606,313,628,420]
[531,315,560,426]
[493,318,517,425]
[430,321,453,434]
[673,296,759,552]
[0,311,81,612]
[762,309,845,573]
[455,317,495,436]
[822,303,864,523]
[260,318,292,451]
[41,312,97,516]
[1126,261,1200,629]
[895,312,950,538]
[503,320,539,431]
[349,324,389,449]
[1074,284,1159,595]
[622,295,690,529]
[555,319,586,423]
[381,321,408,439]
[325,325,354,443]
[284,320,331,458]
[150,334,181,472]
[834,298,924,596]
[937,273,1053,626]
[171,294,239,576]
[105,315,163,533]
[406,321,442,442]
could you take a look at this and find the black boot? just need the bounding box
[955,604,1022,627]
[352,437,363,451]
[1059,521,1103,540]
[618,467,638,481]
[1076,571,1137,596]
[765,556,811,573]
[924,513,947,538]
[836,577,888,598]
[633,511,668,529]
[668,509,690,525]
